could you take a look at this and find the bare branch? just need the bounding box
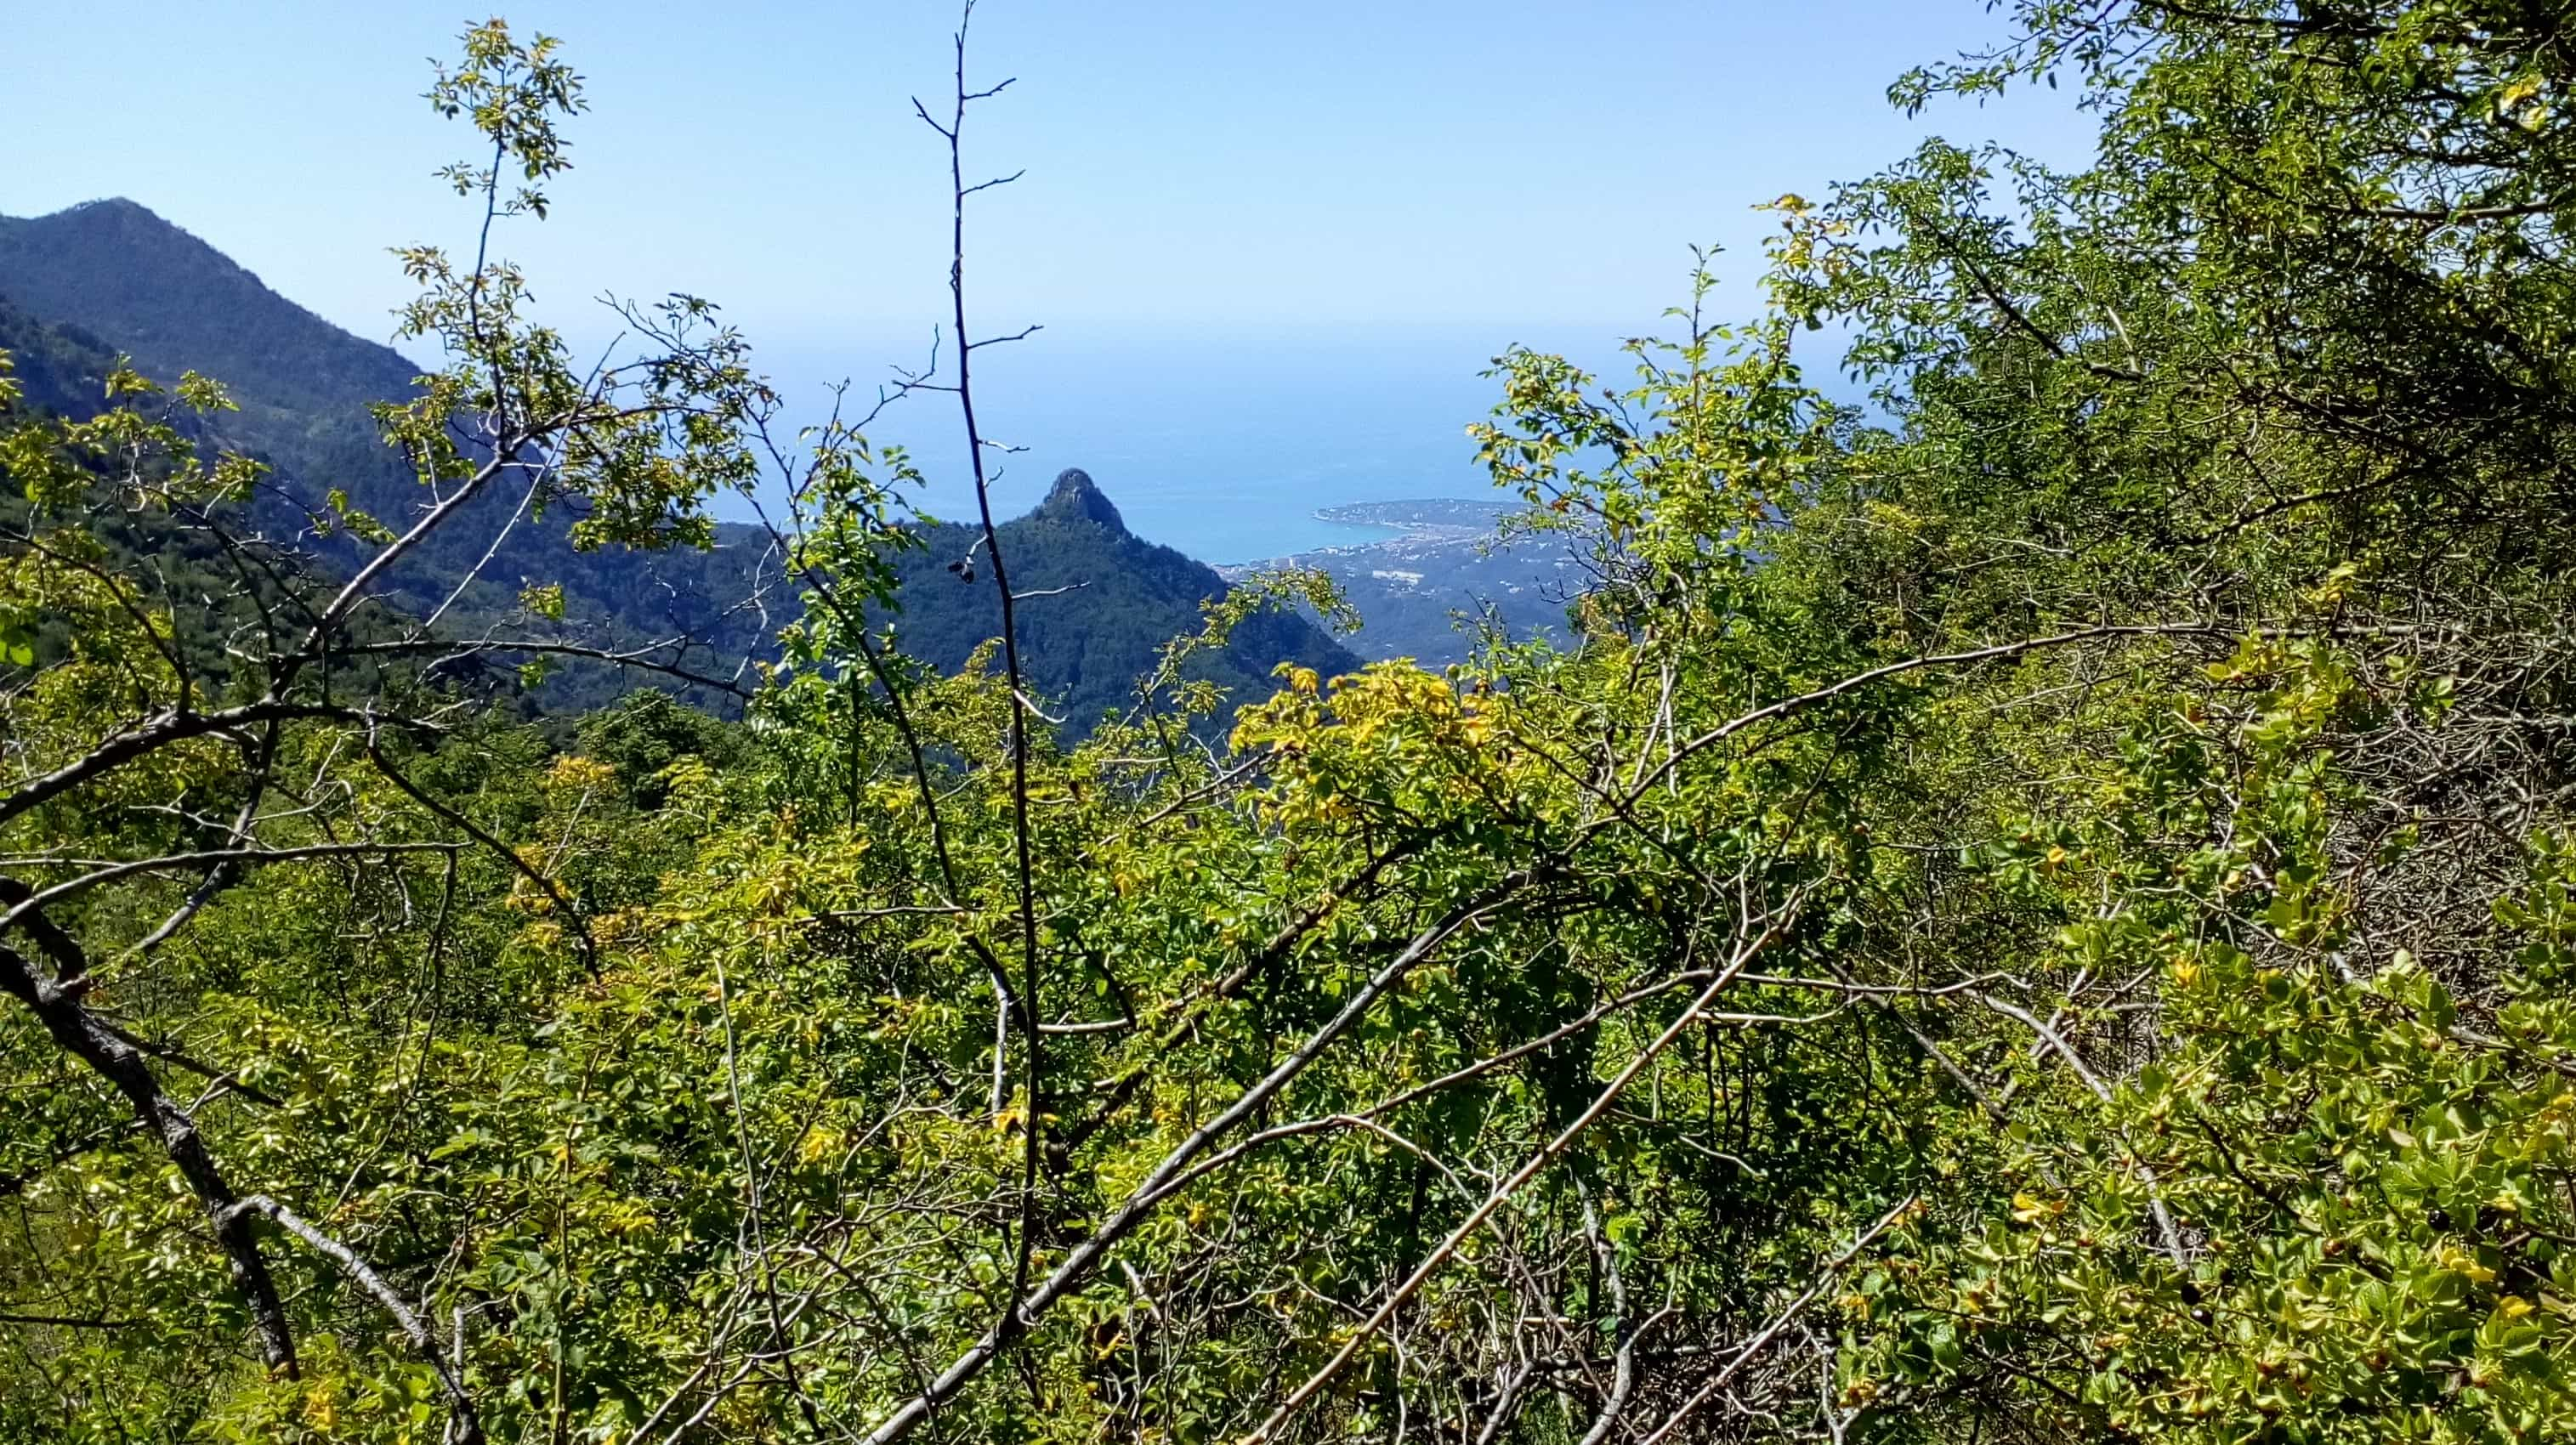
[224,1194,484,1444]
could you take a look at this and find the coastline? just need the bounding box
[1224,497,1514,569]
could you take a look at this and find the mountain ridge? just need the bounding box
[0,198,422,415]
[891,467,1359,729]
[0,195,775,685]
[0,198,1359,727]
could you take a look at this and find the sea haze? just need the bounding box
[741,322,1641,564]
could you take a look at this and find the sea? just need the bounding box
[741,323,1643,565]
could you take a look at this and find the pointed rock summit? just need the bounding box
[1033,468,1126,532]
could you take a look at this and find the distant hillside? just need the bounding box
[0,198,420,416]
[0,293,119,418]
[0,199,773,706]
[0,280,388,701]
[888,469,1361,730]
[0,201,1353,726]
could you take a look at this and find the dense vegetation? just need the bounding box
[5,3,2576,1442]
[883,468,1359,730]
[0,206,1353,728]
[0,294,117,420]
[0,199,776,709]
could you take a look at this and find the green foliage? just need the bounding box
[0,197,775,708]
[8,4,2576,1443]
[1839,643,2576,1442]
[874,469,1360,735]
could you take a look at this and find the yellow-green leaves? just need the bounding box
[173,369,235,414]
[519,581,566,620]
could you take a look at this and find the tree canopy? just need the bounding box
[5,4,2576,1442]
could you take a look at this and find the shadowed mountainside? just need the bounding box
[0,199,775,695]
[888,468,1361,729]
[0,201,1357,726]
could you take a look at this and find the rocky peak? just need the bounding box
[1032,468,1127,532]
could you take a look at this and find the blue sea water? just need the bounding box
[743,323,1638,564]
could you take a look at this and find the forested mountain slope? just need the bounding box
[0,199,775,686]
[887,468,1360,728]
[0,198,423,417]
[0,292,118,418]
[0,202,1348,726]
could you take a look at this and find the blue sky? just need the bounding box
[10,2,2092,344]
